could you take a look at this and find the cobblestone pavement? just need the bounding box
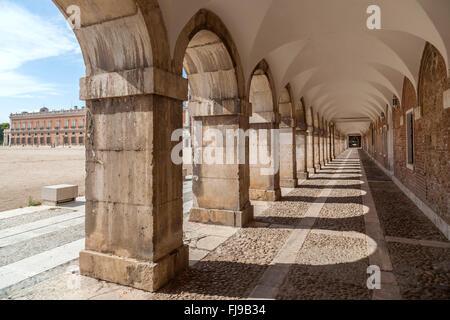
[359,151,450,300]
[2,150,449,300]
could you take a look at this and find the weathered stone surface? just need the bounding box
[80,67,188,101]
[189,204,253,227]
[79,245,188,292]
[280,128,297,188]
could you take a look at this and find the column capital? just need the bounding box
[249,111,280,125]
[280,116,296,128]
[80,67,188,101]
[189,98,250,117]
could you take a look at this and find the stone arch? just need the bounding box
[182,30,239,113]
[306,107,314,128]
[173,9,247,107]
[249,60,279,122]
[248,60,281,201]
[52,1,191,292]
[278,84,298,187]
[296,97,307,130]
[173,10,253,227]
[53,0,170,76]
[279,85,295,126]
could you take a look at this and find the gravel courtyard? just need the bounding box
[0,147,85,212]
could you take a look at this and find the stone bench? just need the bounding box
[42,184,78,206]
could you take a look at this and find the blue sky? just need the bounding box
[0,0,84,123]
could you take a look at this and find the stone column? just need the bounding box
[188,100,253,227]
[279,116,297,188]
[324,123,329,164]
[295,128,308,181]
[78,67,189,292]
[319,126,325,167]
[328,126,332,161]
[313,128,321,172]
[249,114,281,202]
[330,125,335,159]
[306,126,315,174]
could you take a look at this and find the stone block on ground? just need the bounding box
[42,185,78,206]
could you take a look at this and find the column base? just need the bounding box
[189,204,254,227]
[249,188,281,202]
[280,178,298,188]
[79,245,189,292]
[297,172,309,180]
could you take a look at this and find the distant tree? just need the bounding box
[0,123,10,145]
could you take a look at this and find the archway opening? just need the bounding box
[248,64,281,201]
[180,29,252,227]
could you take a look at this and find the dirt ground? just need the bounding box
[0,147,85,212]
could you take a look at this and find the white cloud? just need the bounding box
[0,1,80,97]
[0,71,58,97]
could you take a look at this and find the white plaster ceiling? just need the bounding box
[158,0,450,134]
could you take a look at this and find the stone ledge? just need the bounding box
[296,172,309,180]
[249,188,281,202]
[189,205,254,227]
[188,99,249,117]
[280,178,297,188]
[79,245,188,292]
[80,67,188,101]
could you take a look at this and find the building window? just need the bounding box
[79,119,83,128]
[56,120,60,129]
[47,120,52,129]
[40,120,45,129]
[72,119,76,128]
[65,120,69,128]
[406,110,414,167]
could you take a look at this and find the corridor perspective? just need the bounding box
[4,149,448,300]
[2,0,447,300]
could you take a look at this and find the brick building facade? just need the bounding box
[363,43,450,227]
[3,107,87,147]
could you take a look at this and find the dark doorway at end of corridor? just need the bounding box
[348,136,361,148]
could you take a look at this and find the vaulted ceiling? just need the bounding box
[159,0,450,134]
[54,0,450,135]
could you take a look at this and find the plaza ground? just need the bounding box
[0,149,448,300]
[0,147,85,212]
